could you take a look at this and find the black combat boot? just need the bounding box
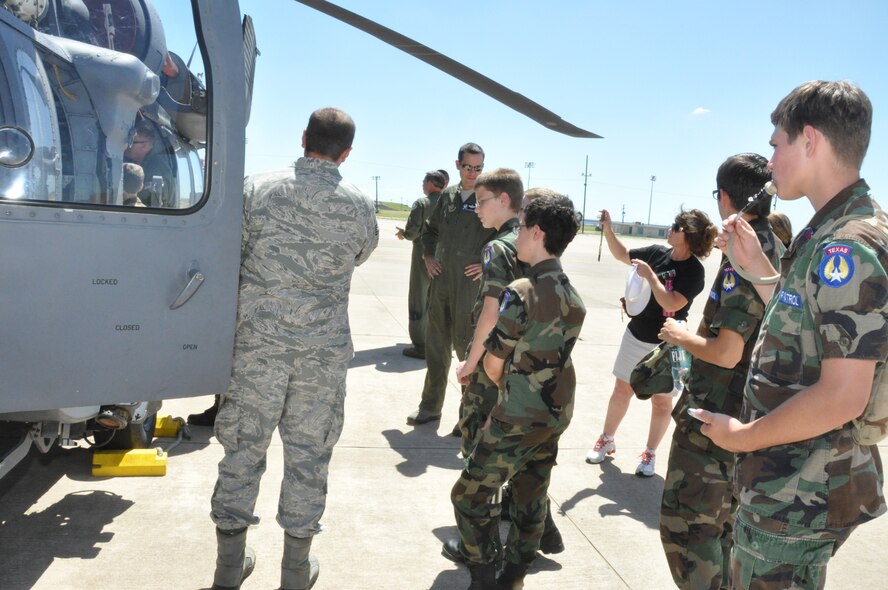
[188,394,220,426]
[496,561,529,589]
[212,527,255,590]
[467,562,497,590]
[538,500,564,554]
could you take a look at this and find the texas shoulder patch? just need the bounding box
[722,266,738,293]
[818,243,855,288]
[482,244,493,268]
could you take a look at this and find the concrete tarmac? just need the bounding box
[1,217,886,589]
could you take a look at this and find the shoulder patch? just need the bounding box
[482,244,493,268]
[498,290,512,315]
[722,266,738,293]
[777,289,803,308]
[818,243,855,288]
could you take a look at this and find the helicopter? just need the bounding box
[0,0,596,479]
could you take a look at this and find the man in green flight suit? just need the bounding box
[397,170,447,359]
[407,143,495,426]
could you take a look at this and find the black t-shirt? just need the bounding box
[626,244,705,343]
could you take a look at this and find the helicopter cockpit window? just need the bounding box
[0,0,208,210]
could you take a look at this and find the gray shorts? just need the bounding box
[612,328,659,383]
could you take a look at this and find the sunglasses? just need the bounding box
[460,164,483,172]
[671,222,683,232]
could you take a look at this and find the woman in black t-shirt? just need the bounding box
[586,209,716,476]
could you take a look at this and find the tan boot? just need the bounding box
[280,532,319,590]
[212,527,255,590]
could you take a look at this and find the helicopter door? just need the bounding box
[0,1,246,413]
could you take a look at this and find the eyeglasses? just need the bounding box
[712,189,720,200]
[131,140,151,146]
[476,196,498,207]
[460,164,483,172]
[671,222,683,232]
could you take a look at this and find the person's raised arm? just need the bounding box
[600,209,631,265]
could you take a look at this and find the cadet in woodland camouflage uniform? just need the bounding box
[397,170,447,359]
[209,108,378,590]
[407,143,495,426]
[448,195,585,590]
[699,81,888,589]
[658,153,782,589]
[453,168,526,456]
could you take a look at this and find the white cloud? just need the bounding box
[691,107,711,116]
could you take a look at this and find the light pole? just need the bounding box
[524,162,535,188]
[647,175,656,224]
[621,204,626,223]
[372,175,380,212]
[580,155,592,234]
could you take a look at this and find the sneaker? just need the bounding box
[635,449,656,477]
[585,434,615,464]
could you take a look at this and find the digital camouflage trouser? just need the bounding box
[451,418,565,567]
[730,510,854,590]
[211,349,347,537]
[660,424,736,589]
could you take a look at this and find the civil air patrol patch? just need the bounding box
[722,266,738,293]
[482,244,493,269]
[778,289,803,308]
[819,243,854,288]
[499,290,512,315]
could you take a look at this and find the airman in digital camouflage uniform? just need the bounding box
[448,195,585,590]
[657,153,782,589]
[209,107,378,590]
[407,143,495,426]
[397,170,447,359]
[699,81,888,589]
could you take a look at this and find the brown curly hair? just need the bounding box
[674,208,717,258]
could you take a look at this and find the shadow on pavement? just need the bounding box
[381,427,462,477]
[562,459,664,530]
[350,344,427,373]
[0,490,133,589]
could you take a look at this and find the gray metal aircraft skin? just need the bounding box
[0,0,248,477]
[0,0,594,479]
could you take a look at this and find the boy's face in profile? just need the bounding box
[515,219,536,263]
[474,186,506,229]
[768,126,807,202]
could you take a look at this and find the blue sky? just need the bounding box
[158,1,888,234]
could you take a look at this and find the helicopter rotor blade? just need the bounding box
[292,0,601,139]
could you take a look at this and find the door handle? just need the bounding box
[170,269,205,310]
